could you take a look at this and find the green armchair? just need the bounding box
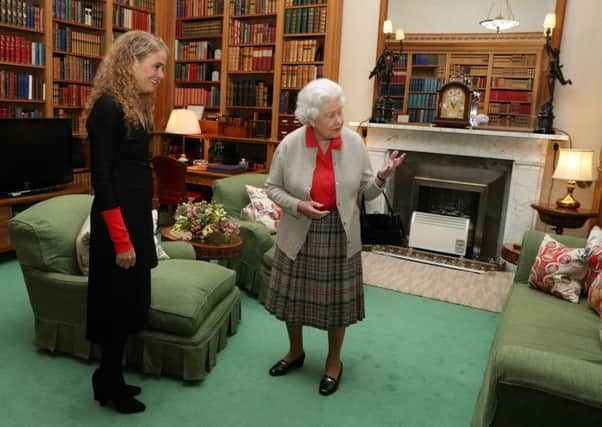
[212,174,275,303]
[9,194,241,381]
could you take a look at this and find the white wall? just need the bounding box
[339,0,602,225]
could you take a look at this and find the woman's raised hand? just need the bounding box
[378,150,406,180]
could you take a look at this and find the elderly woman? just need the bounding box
[264,78,405,396]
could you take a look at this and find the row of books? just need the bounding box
[413,54,444,66]
[492,67,535,78]
[175,40,216,60]
[53,0,104,27]
[52,82,91,106]
[278,90,298,114]
[0,105,44,118]
[175,62,217,81]
[177,19,222,38]
[226,79,271,106]
[449,54,489,65]
[282,39,321,62]
[115,0,156,13]
[0,71,45,100]
[488,114,530,128]
[284,7,326,34]
[53,56,96,82]
[72,169,92,193]
[390,70,405,84]
[228,46,273,72]
[0,0,43,30]
[281,64,322,89]
[174,86,220,107]
[285,0,328,6]
[177,0,224,18]
[230,20,275,45]
[491,77,532,90]
[229,0,277,15]
[54,24,102,56]
[408,108,436,123]
[407,93,437,108]
[0,36,45,65]
[488,102,531,115]
[492,55,536,67]
[56,108,85,134]
[489,90,531,103]
[450,64,488,77]
[409,78,442,92]
[112,6,154,32]
[379,85,404,97]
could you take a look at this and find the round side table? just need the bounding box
[161,227,243,261]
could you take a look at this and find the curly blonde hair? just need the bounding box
[84,30,168,128]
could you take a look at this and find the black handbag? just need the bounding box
[360,192,405,246]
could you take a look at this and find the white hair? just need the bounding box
[294,78,345,125]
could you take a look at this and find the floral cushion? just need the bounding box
[587,274,602,314]
[584,226,602,294]
[240,185,282,233]
[75,209,168,276]
[527,234,589,303]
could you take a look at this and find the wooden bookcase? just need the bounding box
[162,0,343,171]
[378,33,547,129]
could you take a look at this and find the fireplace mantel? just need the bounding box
[352,122,569,254]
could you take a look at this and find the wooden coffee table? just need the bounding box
[161,226,243,261]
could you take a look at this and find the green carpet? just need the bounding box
[0,254,498,427]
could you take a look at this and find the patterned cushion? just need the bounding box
[527,234,589,303]
[75,209,168,276]
[584,226,602,294]
[240,184,282,233]
[587,274,602,314]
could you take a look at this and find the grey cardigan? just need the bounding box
[266,125,383,260]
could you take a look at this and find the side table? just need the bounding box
[161,226,243,261]
[501,243,521,265]
[531,203,598,234]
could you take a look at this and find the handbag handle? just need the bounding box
[361,190,395,216]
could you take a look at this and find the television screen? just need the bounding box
[0,118,73,197]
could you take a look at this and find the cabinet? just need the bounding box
[379,33,546,130]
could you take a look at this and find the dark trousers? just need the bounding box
[99,334,128,387]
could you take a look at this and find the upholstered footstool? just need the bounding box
[127,259,241,381]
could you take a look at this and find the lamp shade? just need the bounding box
[395,28,405,41]
[480,0,519,32]
[552,149,594,181]
[165,109,201,135]
[383,20,393,34]
[543,12,556,32]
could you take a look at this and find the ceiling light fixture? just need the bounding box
[480,0,519,33]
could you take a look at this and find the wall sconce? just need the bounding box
[552,149,594,209]
[535,12,573,134]
[165,109,201,163]
[479,0,520,33]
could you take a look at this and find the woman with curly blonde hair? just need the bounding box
[84,30,167,414]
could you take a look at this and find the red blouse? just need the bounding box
[306,127,342,211]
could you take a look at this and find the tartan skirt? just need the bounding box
[264,210,365,330]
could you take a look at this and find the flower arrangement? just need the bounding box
[172,200,240,242]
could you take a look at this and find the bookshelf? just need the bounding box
[379,33,547,130]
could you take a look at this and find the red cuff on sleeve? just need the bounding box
[101,207,133,254]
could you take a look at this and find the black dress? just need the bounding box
[86,94,158,343]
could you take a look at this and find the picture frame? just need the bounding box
[433,82,472,128]
[187,105,205,120]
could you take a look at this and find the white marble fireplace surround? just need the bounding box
[354,123,569,248]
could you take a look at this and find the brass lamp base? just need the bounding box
[556,181,580,209]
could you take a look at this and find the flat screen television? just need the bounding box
[0,118,73,197]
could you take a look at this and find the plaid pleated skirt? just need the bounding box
[264,210,365,330]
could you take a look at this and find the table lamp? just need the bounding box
[552,149,594,209]
[165,109,201,163]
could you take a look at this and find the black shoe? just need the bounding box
[268,353,305,376]
[319,362,343,396]
[93,370,141,401]
[108,393,146,414]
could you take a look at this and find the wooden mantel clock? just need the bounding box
[433,81,472,128]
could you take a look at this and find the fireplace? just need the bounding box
[391,150,511,260]
[356,122,568,262]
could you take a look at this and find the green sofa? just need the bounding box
[212,173,275,303]
[8,194,241,381]
[472,230,602,426]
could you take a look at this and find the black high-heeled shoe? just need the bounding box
[319,362,343,396]
[92,369,141,402]
[268,353,306,376]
